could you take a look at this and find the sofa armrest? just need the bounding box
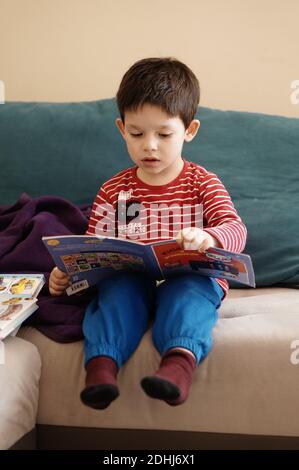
[0,336,41,449]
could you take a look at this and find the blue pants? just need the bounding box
[83,271,224,369]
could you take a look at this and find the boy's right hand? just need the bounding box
[49,267,70,296]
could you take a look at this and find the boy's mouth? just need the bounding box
[142,157,160,162]
[141,157,160,167]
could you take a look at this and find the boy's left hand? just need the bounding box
[176,227,218,253]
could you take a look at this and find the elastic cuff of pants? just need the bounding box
[160,337,203,365]
[84,344,122,369]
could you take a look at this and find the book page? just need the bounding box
[0,274,45,298]
[0,274,45,339]
[43,235,160,294]
[0,297,38,339]
[150,240,256,287]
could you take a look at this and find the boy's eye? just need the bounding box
[129,132,172,138]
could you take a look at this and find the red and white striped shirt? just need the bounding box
[86,159,247,297]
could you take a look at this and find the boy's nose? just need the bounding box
[143,136,158,152]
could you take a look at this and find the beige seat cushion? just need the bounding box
[220,287,299,317]
[0,336,41,449]
[18,287,299,438]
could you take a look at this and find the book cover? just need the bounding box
[0,274,45,340]
[42,235,255,295]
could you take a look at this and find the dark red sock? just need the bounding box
[141,351,196,406]
[80,356,119,410]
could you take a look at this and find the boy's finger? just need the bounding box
[51,279,69,289]
[181,227,193,240]
[176,231,183,246]
[183,239,200,250]
[184,232,195,242]
[53,275,70,285]
[53,267,68,279]
[198,238,211,253]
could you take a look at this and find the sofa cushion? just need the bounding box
[189,107,299,288]
[0,336,41,449]
[0,100,298,287]
[0,100,128,206]
[17,288,299,437]
[219,287,299,317]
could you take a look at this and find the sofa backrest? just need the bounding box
[0,100,128,205]
[1,99,299,287]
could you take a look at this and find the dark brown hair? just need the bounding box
[116,57,200,128]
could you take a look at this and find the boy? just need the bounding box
[49,57,247,409]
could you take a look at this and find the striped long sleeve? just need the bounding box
[199,171,247,253]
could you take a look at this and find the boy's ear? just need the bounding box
[184,119,200,142]
[115,118,126,139]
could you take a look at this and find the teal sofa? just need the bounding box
[1,99,299,450]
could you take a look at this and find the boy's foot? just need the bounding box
[140,351,196,406]
[80,356,119,410]
[80,383,119,410]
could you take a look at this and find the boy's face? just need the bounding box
[116,104,199,185]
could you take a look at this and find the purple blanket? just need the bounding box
[0,193,96,342]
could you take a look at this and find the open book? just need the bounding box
[43,235,255,295]
[0,274,45,339]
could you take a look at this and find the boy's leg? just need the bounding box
[141,274,223,406]
[81,271,155,409]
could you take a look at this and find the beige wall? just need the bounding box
[0,0,298,117]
